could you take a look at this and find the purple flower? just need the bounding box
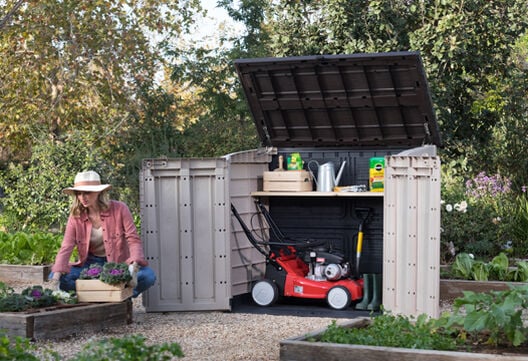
[31,289,42,298]
[465,172,512,199]
[87,268,102,276]
[109,269,123,276]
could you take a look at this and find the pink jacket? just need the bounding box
[52,200,148,274]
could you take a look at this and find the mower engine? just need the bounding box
[305,250,352,282]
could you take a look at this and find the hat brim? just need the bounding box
[63,184,112,195]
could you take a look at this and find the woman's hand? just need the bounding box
[50,272,61,290]
[128,262,139,287]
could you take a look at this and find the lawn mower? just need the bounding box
[231,202,363,310]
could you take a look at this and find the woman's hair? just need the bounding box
[70,191,111,217]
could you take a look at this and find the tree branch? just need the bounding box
[0,0,25,31]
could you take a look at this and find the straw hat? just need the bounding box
[63,171,112,195]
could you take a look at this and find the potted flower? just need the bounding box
[99,262,132,285]
[79,264,104,280]
[75,262,133,302]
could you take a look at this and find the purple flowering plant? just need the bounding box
[99,262,132,285]
[21,285,57,308]
[79,263,104,280]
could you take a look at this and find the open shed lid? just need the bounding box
[234,51,441,148]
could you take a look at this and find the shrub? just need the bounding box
[441,168,521,260]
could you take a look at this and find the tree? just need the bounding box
[0,0,202,161]
[0,0,202,228]
[166,0,271,156]
[262,0,528,182]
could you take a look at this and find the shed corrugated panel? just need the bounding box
[225,150,272,296]
[383,156,441,318]
[140,158,231,312]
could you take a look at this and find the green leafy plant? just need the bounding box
[0,282,14,298]
[69,334,184,361]
[0,293,31,312]
[317,313,458,351]
[0,331,59,361]
[0,232,63,265]
[450,253,475,280]
[99,262,132,285]
[79,264,104,280]
[317,286,528,351]
[445,286,528,347]
[21,286,57,308]
[0,283,77,312]
[448,252,528,282]
[488,252,513,281]
[441,170,522,260]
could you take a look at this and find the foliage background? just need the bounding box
[0,0,527,261]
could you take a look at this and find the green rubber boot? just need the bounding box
[356,274,371,310]
[367,273,382,311]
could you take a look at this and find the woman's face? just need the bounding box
[75,191,100,209]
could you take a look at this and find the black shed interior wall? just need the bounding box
[263,146,406,275]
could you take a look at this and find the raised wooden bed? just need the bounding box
[280,318,528,361]
[0,301,132,340]
[0,264,51,283]
[440,279,527,301]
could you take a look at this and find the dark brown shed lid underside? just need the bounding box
[234,52,441,148]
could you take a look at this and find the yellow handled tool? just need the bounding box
[355,208,371,277]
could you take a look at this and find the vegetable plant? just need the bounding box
[69,334,184,361]
[317,286,528,351]
[0,332,182,360]
[0,232,63,265]
[317,313,458,351]
[445,286,528,347]
[448,252,528,282]
[79,264,103,280]
[99,262,132,285]
[0,282,77,312]
[79,262,131,285]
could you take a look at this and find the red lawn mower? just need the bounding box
[231,202,364,310]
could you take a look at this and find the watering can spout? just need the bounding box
[334,161,346,187]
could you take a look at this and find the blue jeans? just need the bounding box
[49,254,156,298]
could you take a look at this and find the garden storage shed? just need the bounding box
[140,51,442,317]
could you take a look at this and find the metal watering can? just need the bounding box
[308,160,346,192]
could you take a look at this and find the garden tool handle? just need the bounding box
[356,231,363,258]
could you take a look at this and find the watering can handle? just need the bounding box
[307,160,319,186]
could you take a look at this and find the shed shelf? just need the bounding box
[251,191,383,197]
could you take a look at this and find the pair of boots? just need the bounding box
[356,273,381,311]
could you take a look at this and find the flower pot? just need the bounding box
[75,279,132,302]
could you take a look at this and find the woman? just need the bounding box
[50,170,156,298]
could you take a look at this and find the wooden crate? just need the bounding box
[263,170,313,192]
[0,301,132,340]
[76,279,133,302]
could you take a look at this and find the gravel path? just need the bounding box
[7,281,355,360]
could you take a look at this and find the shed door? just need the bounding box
[140,158,231,312]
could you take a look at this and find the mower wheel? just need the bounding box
[252,280,279,307]
[326,286,351,310]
